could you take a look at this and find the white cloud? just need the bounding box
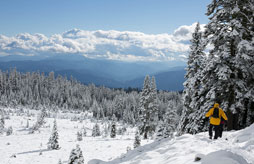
[0,23,205,62]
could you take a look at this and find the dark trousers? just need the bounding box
[218,124,224,138]
[209,124,220,139]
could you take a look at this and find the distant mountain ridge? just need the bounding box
[0,55,186,91]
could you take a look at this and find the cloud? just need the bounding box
[0,23,205,62]
[173,22,205,41]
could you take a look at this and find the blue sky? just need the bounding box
[0,0,210,36]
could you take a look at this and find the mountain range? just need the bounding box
[0,55,186,91]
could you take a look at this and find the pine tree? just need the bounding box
[155,121,164,140]
[139,75,158,139]
[149,76,159,133]
[30,107,47,134]
[110,119,116,138]
[92,123,101,137]
[133,130,141,149]
[47,120,60,150]
[68,144,84,164]
[177,22,206,135]
[77,131,83,141]
[163,101,178,138]
[198,0,254,130]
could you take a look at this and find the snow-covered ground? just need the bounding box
[1,108,254,164]
[97,124,254,164]
[0,108,152,164]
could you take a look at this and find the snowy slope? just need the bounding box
[92,124,254,164]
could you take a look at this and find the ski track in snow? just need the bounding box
[0,108,253,164]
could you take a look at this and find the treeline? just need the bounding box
[0,68,183,125]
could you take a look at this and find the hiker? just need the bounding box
[205,103,228,139]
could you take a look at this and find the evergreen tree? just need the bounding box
[155,121,164,140]
[200,0,254,130]
[47,120,60,150]
[177,22,206,135]
[139,75,158,139]
[110,117,116,138]
[30,107,47,134]
[68,144,84,164]
[77,131,83,141]
[163,101,178,138]
[133,130,141,149]
[149,76,159,133]
[92,123,101,137]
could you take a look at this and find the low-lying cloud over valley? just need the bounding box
[0,23,205,62]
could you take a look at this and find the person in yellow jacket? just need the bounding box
[205,103,228,139]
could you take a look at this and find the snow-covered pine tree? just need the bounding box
[110,118,116,138]
[195,0,254,130]
[30,107,47,134]
[149,76,159,134]
[163,101,178,138]
[68,144,84,164]
[177,22,206,135]
[133,130,141,149]
[47,119,60,150]
[139,75,158,139]
[77,131,82,141]
[139,75,151,139]
[155,121,164,140]
[92,123,101,137]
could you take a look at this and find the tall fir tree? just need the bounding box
[68,144,84,164]
[47,119,60,150]
[149,76,159,133]
[199,0,254,130]
[139,75,159,139]
[177,22,206,135]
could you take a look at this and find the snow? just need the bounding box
[1,108,254,164]
[96,125,254,164]
[0,108,151,164]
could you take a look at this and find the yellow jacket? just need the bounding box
[205,103,228,125]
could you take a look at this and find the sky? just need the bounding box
[0,0,211,36]
[0,0,211,62]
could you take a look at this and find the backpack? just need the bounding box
[212,107,219,118]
